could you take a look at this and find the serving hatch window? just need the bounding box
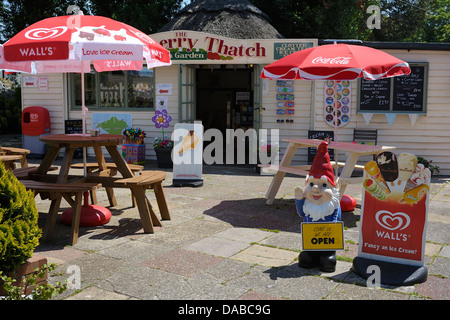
[69,67,155,110]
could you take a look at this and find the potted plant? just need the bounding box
[152,109,173,168]
[417,156,440,176]
[153,137,174,168]
[122,127,146,165]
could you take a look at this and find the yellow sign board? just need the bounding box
[301,222,344,251]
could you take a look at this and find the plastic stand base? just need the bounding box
[352,256,428,286]
[172,179,203,188]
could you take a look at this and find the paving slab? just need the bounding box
[182,236,251,258]
[231,245,298,267]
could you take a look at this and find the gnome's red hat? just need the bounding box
[308,141,335,187]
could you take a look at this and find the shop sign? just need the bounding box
[358,152,430,265]
[151,31,318,64]
[274,42,314,59]
[301,222,344,251]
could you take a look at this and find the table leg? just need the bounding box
[337,152,359,198]
[154,182,171,220]
[105,145,133,178]
[37,146,60,175]
[58,147,75,183]
[265,142,298,205]
[131,187,155,233]
[93,145,117,207]
[42,196,62,243]
[70,192,83,245]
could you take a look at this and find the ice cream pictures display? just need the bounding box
[323,80,351,128]
[359,151,431,264]
[363,152,430,204]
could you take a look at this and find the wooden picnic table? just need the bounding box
[20,133,169,245]
[263,139,396,205]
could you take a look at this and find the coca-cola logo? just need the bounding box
[311,56,351,64]
[25,27,68,40]
[375,210,410,231]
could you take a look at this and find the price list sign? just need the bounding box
[393,66,425,112]
[358,64,427,113]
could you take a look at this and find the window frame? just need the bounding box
[357,62,429,114]
[69,67,156,111]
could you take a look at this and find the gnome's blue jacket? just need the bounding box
[295,198,341,223]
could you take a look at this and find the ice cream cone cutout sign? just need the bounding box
[294,141,343,272]
[178,130,200,154]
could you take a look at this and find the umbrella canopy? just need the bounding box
[2,13,171,71]
[1,12,171,137]
[261,43,410,81]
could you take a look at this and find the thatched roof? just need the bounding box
[159,0,284,39]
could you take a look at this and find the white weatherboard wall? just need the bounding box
[21,73,66,134]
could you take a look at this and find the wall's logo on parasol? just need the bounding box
[375,210,410,231]
[132,31,157,45]
[25,26,68,40]
[312,56,351,65]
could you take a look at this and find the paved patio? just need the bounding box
[23,157,449,301]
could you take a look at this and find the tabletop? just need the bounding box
[40,134,123,148]
[283,139,395,155]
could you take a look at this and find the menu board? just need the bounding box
[359,78,391,111]
[308,130,334,164]
[393,66,425,111]
[65,120,83,158]
[358,64,427,113]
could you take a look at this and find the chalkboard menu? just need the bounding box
[308,130,334,164]
[393,66,425,111]
[359,78,391,111]
[65,119,83,158]
[65,119,83,134]
[358,63,427,113]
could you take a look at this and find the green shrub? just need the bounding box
[0,161,41,272]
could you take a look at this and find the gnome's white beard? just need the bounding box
[303,188,340,222]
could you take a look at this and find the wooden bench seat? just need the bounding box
[114,170,170,222]
[20,179,101,245]
[0,154,23,170]
[70,162,143,175]
[71,162,144,207]
[12,166,58,179]
[0,146,30,168]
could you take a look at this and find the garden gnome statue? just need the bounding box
[294,141,341,272]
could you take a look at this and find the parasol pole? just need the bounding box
[333,81,339,178]
[81,61,88,177]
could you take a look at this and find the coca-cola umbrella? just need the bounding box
[1,12,171,227]
[261,43,411,174]
[262,43,411,134]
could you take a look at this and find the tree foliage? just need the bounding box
[89,0,184,34]
[249,0,449,42]
[0,0,448,43]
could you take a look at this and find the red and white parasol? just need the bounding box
[261,43,410,81]
[1,12,171,135]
